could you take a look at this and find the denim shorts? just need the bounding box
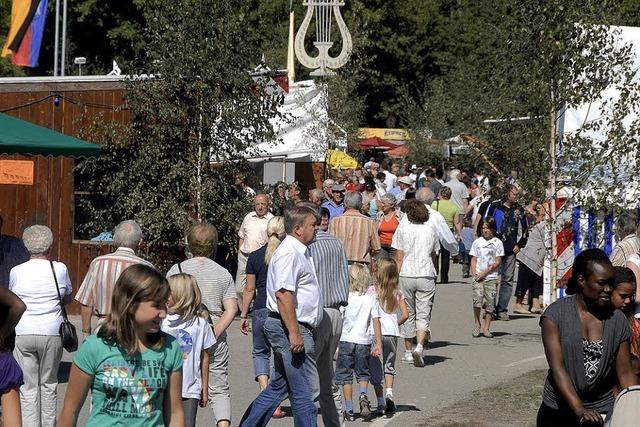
[335,341,371,385]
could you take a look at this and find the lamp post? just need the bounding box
[294,0,352,77]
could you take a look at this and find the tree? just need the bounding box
[75,0,278,267]
[406,0,640,292]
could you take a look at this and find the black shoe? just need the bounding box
[343,411,355,422]
[359,394,372,420]
[385,396,396,414]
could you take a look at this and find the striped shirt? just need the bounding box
[167,257,236,318]
[611,234,640,266]
[328,210,381,264]
[75,247,154,316]
[308,231,349,308]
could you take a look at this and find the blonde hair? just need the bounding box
[265,216,285,265]
[349,263,371,295]
[186,222,218,257]
[376,257,400,313]
[98,264,170,355]
[167,273,201,317]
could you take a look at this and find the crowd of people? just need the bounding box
[1,157,640,426]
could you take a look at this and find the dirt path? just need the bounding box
[423,369,546,427]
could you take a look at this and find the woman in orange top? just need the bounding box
[377,194,400,259]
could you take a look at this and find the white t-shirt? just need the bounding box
[469,237,505,280]
[383,171,397,193]
[161,313,216,399]
[340,291,380,345]
[10,259,72,336]
[367,287,404,337]
[266,236,323,328]
[391,222,439,277]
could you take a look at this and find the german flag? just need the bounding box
[1,0,49,68]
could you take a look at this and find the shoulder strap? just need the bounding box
[50,261,69,322]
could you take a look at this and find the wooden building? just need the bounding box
[0,76,127,314]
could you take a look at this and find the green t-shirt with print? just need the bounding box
[74,334,183,426]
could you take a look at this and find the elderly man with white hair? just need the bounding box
[75,220,153,337]
[10,225,72,427]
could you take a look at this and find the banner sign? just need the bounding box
[0,159,34,185]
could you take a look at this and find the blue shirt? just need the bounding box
[321,200,345,220]
[246,245,268,310]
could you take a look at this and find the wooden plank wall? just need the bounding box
[0,81,127,313]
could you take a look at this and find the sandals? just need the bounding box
[472,325,481,338]
[513,306,531,314]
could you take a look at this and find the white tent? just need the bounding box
[246,79,345,162]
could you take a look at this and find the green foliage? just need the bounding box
[75,0,276,261]
[406,0,640,205]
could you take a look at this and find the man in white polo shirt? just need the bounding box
[240,205,323,427]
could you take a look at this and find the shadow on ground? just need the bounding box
[428,341,469,350]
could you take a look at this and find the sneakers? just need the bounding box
[343,410,355,422]
[385,395,396,414]
[401,351,413,363]
[359,394,372,420]
[373,405,385,416]
[496,312,510,321]
[483,330,493,338]
[412,344,425,367]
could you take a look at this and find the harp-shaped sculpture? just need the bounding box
[294,0,353,77]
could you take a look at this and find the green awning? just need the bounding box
[0,113,101,157]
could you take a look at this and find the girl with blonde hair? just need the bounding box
[58,264,184,427]
[162,273,216,427]
[239,216,287,418]
[335,264,383,421]
[368,257,409,414]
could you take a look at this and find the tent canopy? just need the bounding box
[0,113,101,157]
[357,136,397,150]
[246,80,345,162]
[326,149,357,169]
[387,144,410,158]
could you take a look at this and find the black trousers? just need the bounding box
[439,243,450,283]
[514,261,543,299]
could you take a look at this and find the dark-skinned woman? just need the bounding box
[537,249,638,426]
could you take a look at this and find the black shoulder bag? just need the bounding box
[50,261,78,352]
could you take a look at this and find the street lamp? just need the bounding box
[294,0,352,77]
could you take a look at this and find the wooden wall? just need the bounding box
[0,79,127,314]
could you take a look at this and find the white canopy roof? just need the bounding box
[245,80,345,162]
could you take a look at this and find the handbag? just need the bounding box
[50,261,78,352]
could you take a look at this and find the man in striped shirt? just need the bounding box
[328,191,381,265]
[308,206,349,427]
[75,220,153,337]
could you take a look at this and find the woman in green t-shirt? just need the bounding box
[58,264,184,427]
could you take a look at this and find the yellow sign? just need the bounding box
[0,160,34,185]
[358,128,412,141]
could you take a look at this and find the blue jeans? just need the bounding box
[251,308,271,379]
[240,316,319,427]
[335,341,371,385]
[496,253,517,314]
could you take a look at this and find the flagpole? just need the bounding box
[61,0,67,76]
[53,0,59,76]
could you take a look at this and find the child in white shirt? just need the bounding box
[336,264,382,421]
[469,217,504,338]
[162,273,216,427]
[368,257,409,415]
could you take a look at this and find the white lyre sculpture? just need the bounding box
[294,0,353,77]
